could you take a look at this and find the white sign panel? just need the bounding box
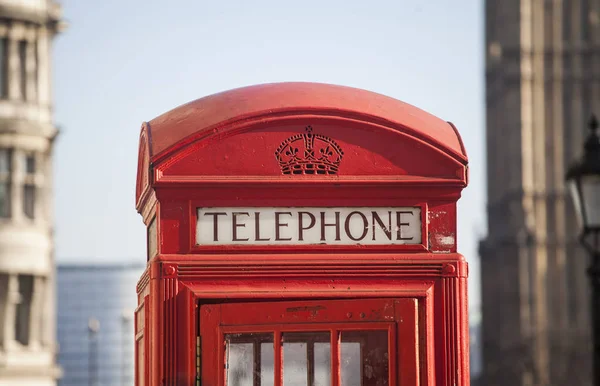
[196,207,421,245]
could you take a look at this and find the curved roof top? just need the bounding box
[146,82,467,163]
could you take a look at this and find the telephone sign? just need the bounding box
[196,207,421,245]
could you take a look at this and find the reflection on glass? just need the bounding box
[283,341,307,386]
[314,342,331,386]
[227,343,253,386]
[261,342,275,386]
[282,332,331,386]
[225,333,274,386]
[341,330,389,386]
[341,342,361,386]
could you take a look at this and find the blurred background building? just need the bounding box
[480,1,598,385]
[0,1,65,385]
[56,263,144,386]
[470,310,482,381]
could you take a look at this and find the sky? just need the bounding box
[52,0,485,311]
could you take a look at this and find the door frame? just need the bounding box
[162,256,468,386]
[199,297,421,386]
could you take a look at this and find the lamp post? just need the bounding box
[566,115,600,385]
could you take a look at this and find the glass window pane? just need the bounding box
[137,338,144,386]
[283,332,330,386]
[225,333,274,386]
[0,273,8,318]
[0,38,7,97]
[228,343,254,386]
[341,330,389,386]
[582,177,600,228]
[23,184,35,219]
[19,40,26,99]
[33,40,38,96]
[314,343,331,386]
[0,149,10,173]
[261,342,275,386]
[147,216,157,260]
[15,274,34,345]
[25,154,35,174]
[283,341,307,386]
[569,180,584,227]
[341,342,360,386]
[0,182,10,217]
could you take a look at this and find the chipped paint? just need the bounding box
[436,234,455,246]
[428,210,448,220]
[286,305,326,313]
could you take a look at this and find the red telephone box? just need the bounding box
[134,82,469,386]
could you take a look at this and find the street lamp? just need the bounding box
[566,114,600,386]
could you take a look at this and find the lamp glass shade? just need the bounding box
[569,179,584,228]
[580,175,600,230]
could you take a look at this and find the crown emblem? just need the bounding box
[275,126,344,175]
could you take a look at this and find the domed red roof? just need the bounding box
[148,83,467,161]
[146,82,467,163]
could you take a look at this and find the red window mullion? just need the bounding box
[274,329,282,386]
[331,329,340,386]
[388,324,397,386]
[253,339,261,386]
[307,341,315,386]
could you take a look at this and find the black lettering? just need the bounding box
[203,212,227,241]
[396,211,414,240]
[232,212,250,241]
[320,211,341,241]
[298,211,316,241]
[372,211,392,241]
[254,212,270,241]
[345,211,368,241]
[275,212,293,241]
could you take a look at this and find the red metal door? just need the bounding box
[199,298,420,386]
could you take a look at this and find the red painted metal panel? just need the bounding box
[158,121,461,179]
[176,285,195,385]
[155,189,459,255]
[396,298,419,385]
[219,298,396,325]
[199,304,220,386]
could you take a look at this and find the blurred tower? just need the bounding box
[481,1,599,385]
[0,1,65,385]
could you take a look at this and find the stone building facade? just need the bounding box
[0,1,64,385]
[481,1,599,385]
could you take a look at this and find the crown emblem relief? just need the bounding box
[275,126,344,175]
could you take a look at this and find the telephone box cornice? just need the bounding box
[143,82,468,164]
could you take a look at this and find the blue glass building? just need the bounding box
[57,263,145,386]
